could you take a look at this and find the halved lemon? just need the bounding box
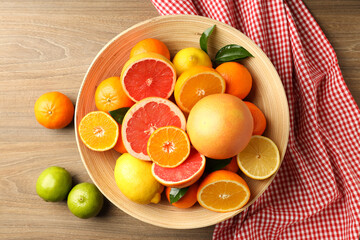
[237,135,280,180]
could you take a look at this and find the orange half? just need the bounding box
[78,111,119,151]
[197,170,250,213]
[147,126,190,168]
[174,66,225,113]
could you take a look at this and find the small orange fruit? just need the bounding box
[34,91,74,129]
[78,111,119,151]
[215,62,252,99]
[187,94,253,159]
[222,156,239,173]
[147,126,190,168]
[130,38,170,60]
[113,123,127,154]
[95,76,134,112]
[244,101,267,135]
[174,66,226,113]
[165,182,199,209]
[197,170,250,213]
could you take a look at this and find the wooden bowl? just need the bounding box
[75,15,289,229]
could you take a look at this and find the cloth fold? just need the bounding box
[151,0,360,239]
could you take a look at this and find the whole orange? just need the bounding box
[34,91,74,129]
[165,182,199,209]
[186,94,253,159]
[130,38,170,60]
[215,62,252,99]
[95,76,134,112]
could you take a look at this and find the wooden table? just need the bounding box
[1,1,359,239]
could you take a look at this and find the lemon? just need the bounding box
[172,47,212,76]
[237,135,280,180]
[114,153,164,204]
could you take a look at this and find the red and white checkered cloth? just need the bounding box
[151,0,360,239]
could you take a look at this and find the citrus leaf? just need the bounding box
[169,187,189,204]
[215,44,253,64]
[200,25,216,54]
[109,107,130,124]
[205,157,233,173]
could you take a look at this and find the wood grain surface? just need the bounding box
[0,0,359,239]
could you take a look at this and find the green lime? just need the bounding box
[67,182,104,219]
[36,166,72,202]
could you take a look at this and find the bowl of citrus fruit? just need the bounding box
[75,15,289,229]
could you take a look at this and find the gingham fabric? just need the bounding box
[151,0,360,239]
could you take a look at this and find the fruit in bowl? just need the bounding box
[75,15,289,229]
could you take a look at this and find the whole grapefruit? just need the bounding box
[186,94,253,159]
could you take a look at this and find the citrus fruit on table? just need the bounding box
[152,148,206,188]
[165,182,199,209]
[222,156,240,173]
[94,76,134,112]
[130,38,170,60]
[147,126,190,168]
[244,101,267,136]
[34,91,74,129]
[120,52,176,102]
[172,47,212,76]
[174,66,226,113]
[67,182,104,219]
[114,153,164,204]
[197,170,250,213]
[36,166,72,202]
[122,97,186,160]
[237,135,280,180]
[186,93,253,159]
[78,111,119,151]
[215,62,252,99]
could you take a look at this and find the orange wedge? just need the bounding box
[174,66,226,113]
[147,126,190,168]
[78,111,119,151]
[197,170,250,213]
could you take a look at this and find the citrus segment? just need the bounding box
[130,38,170,60]
[120,52,176,102]
[174,66,226,113]
[78,111,119,151]
[147,126,190,168]
[122,97,186,160]
[152,148,205,188]
[95,76,134,112]
[237,135,280,180]
[197,170,250,213]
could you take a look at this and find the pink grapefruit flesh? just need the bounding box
[152,148,206,188]
[121,53,176,102]
[122,97,186,160]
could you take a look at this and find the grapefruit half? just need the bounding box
[122,97,186,160]
[120,52,176,102]
[151,148,206,188]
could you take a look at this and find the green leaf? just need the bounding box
[109,107,130,124]
[200,25,216,54]
[169,187,189,204]
[215,44,253,64]
[205,157,233,173]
